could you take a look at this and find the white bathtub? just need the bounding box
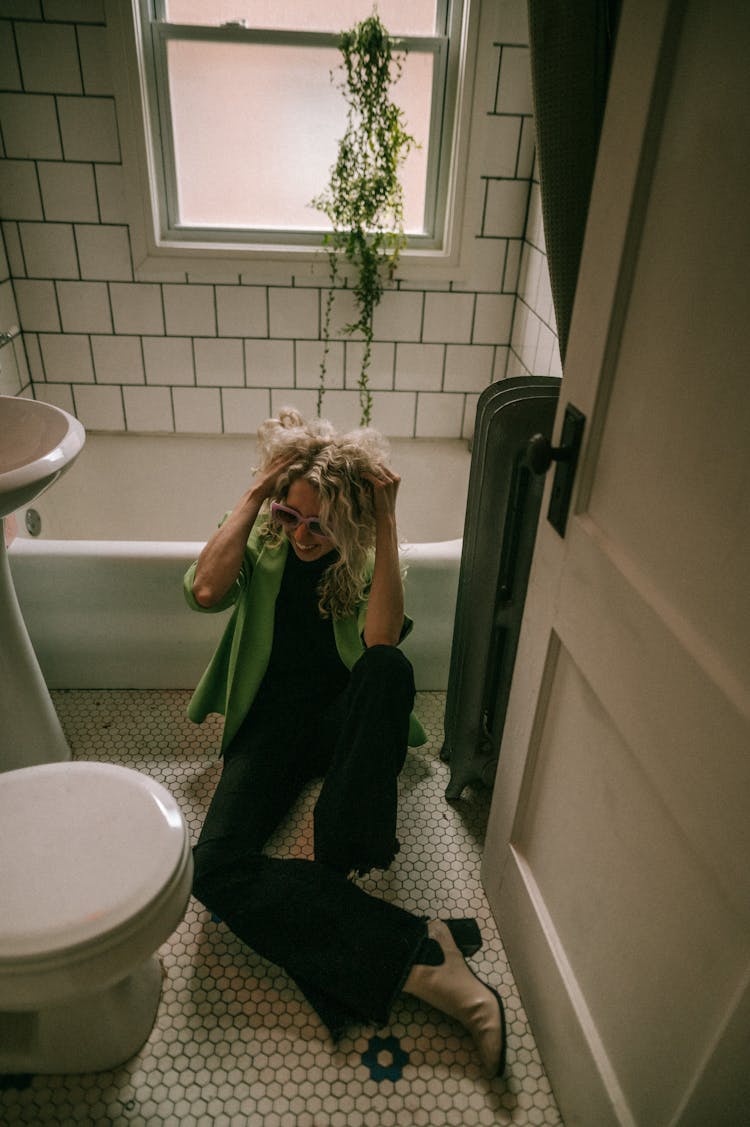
[8,434,471,692]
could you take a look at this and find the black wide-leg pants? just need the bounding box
[192,645,428,1037]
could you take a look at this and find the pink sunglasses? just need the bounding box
[270,502,330,539]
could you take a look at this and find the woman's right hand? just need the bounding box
[249,452,297,504]
[192,453,295,607]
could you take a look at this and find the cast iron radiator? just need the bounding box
[441,376,560,799]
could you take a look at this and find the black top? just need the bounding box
[252,546,350,713]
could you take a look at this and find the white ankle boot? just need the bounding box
[404,919,507,1078]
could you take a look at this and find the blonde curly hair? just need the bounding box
[255,407,392,619]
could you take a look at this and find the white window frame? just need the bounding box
[106,0,480,277]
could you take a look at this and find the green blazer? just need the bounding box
[184,525,426,752]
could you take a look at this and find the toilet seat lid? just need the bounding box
[0,761,188,960]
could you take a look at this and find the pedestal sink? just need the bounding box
[1,396,86,772]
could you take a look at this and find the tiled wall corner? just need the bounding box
[507,166,562,379]
[0,0,559,432]
[0,225,28,395]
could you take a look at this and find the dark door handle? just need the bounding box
[526,433,574,474]
[525,404,586,537]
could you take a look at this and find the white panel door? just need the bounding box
[482,3,750,1125]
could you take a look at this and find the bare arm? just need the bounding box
[191,459,289,608]
[362,467,405,648]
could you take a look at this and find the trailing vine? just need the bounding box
[312,14,416,426]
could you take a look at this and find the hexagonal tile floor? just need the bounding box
[0,690,563,1127]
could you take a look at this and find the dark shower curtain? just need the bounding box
[527,0,621,364]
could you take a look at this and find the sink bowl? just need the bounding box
[0,396,86,519]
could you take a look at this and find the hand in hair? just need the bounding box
[250,452,301,504]
[364,465,401,521]
[192,452,298,608]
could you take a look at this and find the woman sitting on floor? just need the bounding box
[185,407,506,1077]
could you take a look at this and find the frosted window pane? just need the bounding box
[167,40,431,232]
[165,1,438,35]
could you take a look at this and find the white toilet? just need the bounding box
[0,760,193,1074]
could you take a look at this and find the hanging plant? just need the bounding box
[311,14,416,427]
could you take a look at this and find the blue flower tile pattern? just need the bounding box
[362,1034,410,1081]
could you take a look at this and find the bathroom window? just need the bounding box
[115,0,476,265]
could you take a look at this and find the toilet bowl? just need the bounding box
[0,760,193,1074]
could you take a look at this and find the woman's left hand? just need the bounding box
[364,466,401,522]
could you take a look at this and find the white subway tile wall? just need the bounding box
[94,162,127,223]
[38,160,99,221]
[3,221,26,276]
[473,293,515,344]
[481,115,522,179]
[13,279,59,332]
[110,283,164,336]
[122,384,173,432]
[0,159,42,219]
[372,290,423,343]
[222,387,272,433]
[22,332,44,384]
[15,21,81,94]
[77,24,112,95]
[245,339,294,387]
[72,382,124,430]
[394,343,444,391]
[20,221,79,278]
[142,336,194,386]
[345,340,394,389]
[57,280,112,333]
[0,21,20,91]
[216,285,267,337]
[39,332,94,382]
[268,287,319,340]
[163,284,215,337]
[76,224,132,281]
[422,292,474,344]
[173,386,222,433]
[0,0,559,434]
[194,337,244,387]
[494,45,534,115]
[57,95,120,162]
[90,333,143,384]
[44,2,105,23]
[327,287,360,338]
[444,344,495,392]
[33,382,75,413]
[0,335,23,396]
[0,93,63,158]
[0,277,16,329]
[415,391,466,438]
[509,171,563,380]
[482,179,529,239]
[463,392,481,440]
[296,340,345,389]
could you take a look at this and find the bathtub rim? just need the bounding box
[8,536,464,561]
